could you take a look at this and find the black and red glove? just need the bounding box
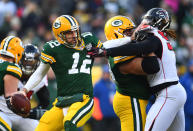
[87,47,108,58]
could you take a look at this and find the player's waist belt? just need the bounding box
[55,93,89,108]
[151,81,178,94]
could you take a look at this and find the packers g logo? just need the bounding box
[111,20,123,27]
[53,20,61,29]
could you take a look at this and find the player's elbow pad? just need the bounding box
[142,56,160,74]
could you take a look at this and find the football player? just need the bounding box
[21,15,103,131]
[88,8,186,131]
[19,44,49,120]
[0,36,25,131]
[101,16,159,131]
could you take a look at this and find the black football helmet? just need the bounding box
[142,8,171,31]
[20,44,40,76]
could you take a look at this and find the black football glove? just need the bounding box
[135,30,148,41]
[5,96,17,113]
[26,106,47,120]
[135,25,153,41]
[87,47,108,58]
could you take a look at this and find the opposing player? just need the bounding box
[21,15,103,131]
[0,36,25,131]
[102,16,159,131]
[88,8,187,131]
[19,44,49,120]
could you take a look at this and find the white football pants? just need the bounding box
[0,111,38,131]
[145,83,186,131]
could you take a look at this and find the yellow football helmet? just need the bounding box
[52,15,82,48]
[104,16,136,40]
[0,36,24,64]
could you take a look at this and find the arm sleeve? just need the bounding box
[24,62,50,92]
[103,37,131,49]
[107,35,161,57]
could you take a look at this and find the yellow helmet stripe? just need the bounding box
[3,36,15,51]
[114,56,135,64]
[7,65,22,77]
[41,52,56,63]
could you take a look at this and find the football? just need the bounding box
[11,93,31,115]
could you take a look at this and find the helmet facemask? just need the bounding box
[58,28,81,48]
[21,56,39,76]
[20,44,40,76]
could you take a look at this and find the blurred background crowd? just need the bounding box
[0,0,193,130]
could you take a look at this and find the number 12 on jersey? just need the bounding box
[68,52,91,74]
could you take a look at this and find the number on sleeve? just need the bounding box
[48,41,60,48]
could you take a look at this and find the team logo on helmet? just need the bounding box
[156,10,167,19]
[111,20,123,27]
[53,20,61,29]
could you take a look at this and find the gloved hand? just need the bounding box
[135,24,153,41]
[87,47,108,58]
[27,106,47,120]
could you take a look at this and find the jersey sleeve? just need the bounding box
[40,42,56,65]
[81,32,103,48]
[6,64,22,79]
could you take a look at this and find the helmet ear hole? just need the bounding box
[114,33,118,39]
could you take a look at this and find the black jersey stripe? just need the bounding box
[136,99,143,131]
[131,97,137,131]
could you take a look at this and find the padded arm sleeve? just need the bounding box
[24,62,50,92]
[103,37,131,49]
[141,56,160,74]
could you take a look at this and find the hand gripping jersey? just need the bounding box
[147,29,179,87]
[0,58,22,113]
[40,32,102,97]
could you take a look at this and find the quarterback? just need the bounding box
[21,15,103,131]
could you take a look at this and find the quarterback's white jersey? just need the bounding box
[147,29,179,87]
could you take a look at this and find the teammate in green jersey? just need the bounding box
[0,36,25,131]
[21,15,102,131]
